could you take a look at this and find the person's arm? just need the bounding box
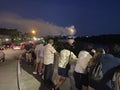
[51,46,59,56]
[87,53,98,67]
[87,57,95,67]
[54,51,60,57]
[71,52,78,61]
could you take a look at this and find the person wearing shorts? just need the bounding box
[33,41,44,75]
[24,42,33,64]
[73,45,92,90]
[52,44,77,90]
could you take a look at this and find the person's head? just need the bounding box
[107,44,120,55]
[67,37,75,46]
[48,39,54,45]
[90,49,96,56]
[91,49,96,54]
[84,44,93,52]
[92,48,105,58]
[36,40,44,45]
[96,48,105,54]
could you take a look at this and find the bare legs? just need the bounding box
[26,53,32,64]
[54,75,66,90]
[33,61,43,75]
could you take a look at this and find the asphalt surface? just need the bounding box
[0,49,21,90]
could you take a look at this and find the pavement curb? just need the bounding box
[17,59,22,90]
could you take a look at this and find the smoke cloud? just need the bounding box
[66,25,76,36]
[0,12,68,36]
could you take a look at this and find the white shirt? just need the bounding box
[35,44,44,58]
[75,50,92,73]
[44,44,56,65]
[58,49,77,68]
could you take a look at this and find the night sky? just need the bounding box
[0,0,120,36]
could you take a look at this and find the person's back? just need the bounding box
[33,43,44,75]
[101,54,120,75]
[44,42,56,65]
[59,49,77,68]
[43,39,57,88]
[73,44,93,90]
[35,43,44,58]
[75,50,92,74]
[90,45,120,90]
[52,43,77,90]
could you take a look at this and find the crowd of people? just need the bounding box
[21,38,120,90]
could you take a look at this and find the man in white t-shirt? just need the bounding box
[43,39,58,87]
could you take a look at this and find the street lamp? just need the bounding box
[32,30,36,35]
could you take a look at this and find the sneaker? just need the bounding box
[33,72,37,74]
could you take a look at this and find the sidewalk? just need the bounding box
[0,60,18,90]
[20,68,40,90]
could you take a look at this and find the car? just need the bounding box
[2,42,11,49]
[12,44,21,50]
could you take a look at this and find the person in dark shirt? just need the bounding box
[89,44,120,90]
[24,42,33,64]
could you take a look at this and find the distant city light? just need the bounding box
[5,38,9,41]
[33,36,37,41]
[19,38,21,40]
[37,38,40,40]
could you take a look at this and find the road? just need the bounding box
[0,49,23,90]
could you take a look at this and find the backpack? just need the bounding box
[89,55,103,82]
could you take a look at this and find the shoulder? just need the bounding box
[60,49,66,53]
[101,54,120,62]
[79,50,90,55]
[60,49,69,54]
